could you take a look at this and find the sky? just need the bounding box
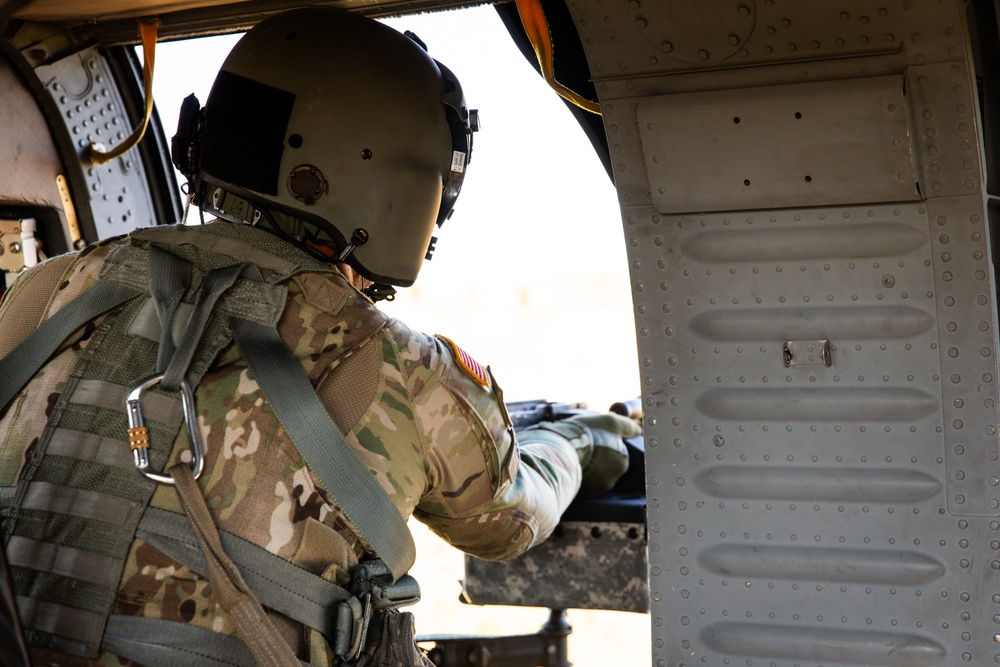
[149,7,650,663]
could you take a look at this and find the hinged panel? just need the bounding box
[637,76,920,214]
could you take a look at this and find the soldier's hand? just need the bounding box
[529,413,641,497]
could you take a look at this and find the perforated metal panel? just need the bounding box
[567,0,1000,664]
[35,48,156,240]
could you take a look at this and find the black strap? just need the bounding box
[0,281,143,414]
[231,317,417,581]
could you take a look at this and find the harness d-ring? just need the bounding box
[125,373,205,485]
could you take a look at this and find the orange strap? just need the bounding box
[514,0,600,115]
[88,18,160,163]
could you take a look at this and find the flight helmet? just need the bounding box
[173,7,477,287]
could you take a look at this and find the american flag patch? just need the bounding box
[437,335,489,387]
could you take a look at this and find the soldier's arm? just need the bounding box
[410,335,581,561]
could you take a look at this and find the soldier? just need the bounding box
[0,8,639,667]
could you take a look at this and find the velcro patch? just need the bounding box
[437,335,489,387]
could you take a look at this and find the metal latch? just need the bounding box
[782,340,832,367]
[126,374,205,485]
[0,218,38,274]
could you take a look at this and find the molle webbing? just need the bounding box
[5,295,173,657]
[0,494,422,649]
[1,243,273,658]
[0,280,143,416]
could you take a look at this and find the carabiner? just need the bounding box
[125,373,205,485]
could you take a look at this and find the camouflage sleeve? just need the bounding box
[407,332,581,561]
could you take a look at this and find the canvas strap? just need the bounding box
[171,463,299,667]
[231,317,417,581]
[0,281,143,414]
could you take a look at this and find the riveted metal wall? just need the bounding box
[567,0,1000,665]
[34,47,157,240]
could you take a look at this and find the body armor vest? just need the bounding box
[0,223,417,664]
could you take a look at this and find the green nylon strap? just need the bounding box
[163,261,245,392]
[170,462,300,667]
[0,281,143,415]
[150,247,191,375]
[137,507,355,634]
[102,614,262,667]
[231,317,417,581]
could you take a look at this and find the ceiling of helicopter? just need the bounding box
[0,0,611,175]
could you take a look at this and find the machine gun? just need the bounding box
[417,399,647,667]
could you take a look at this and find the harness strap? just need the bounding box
[172,462,300,667]
[149,247,191,375]
[137,507,355,632]
[231,317,417,581]
[0,488,420,650]
[141,249,298,667]
[0,281,143,414]
[161,258,245,392]
[102,615,262,667]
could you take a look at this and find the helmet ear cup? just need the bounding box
[404,36,479,230]
[171,93,203,182]
[435,60,478,229]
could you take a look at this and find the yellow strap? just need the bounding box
[514,0,600,115]
[88,17,160,164]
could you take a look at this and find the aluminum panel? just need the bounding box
[36,48,157,240]
[637,77,919,213]
[568,0,963,80]
[564,0,1000,663]
[628,199,1000,666]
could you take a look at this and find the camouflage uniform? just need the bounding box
[0,222,581,665]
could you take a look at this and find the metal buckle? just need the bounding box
[352,590,373,661]
[125,373,205,485]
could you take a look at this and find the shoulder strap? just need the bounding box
[231,317,417,581]
[0,281,143,414]
[143,240,415,578]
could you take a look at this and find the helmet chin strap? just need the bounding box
[201,185,399,302]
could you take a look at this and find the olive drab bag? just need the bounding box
[0,223,420,666]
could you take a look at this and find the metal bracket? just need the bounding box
[419,609,571,667]
[0,218,38,276]
[782,340,832,368]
